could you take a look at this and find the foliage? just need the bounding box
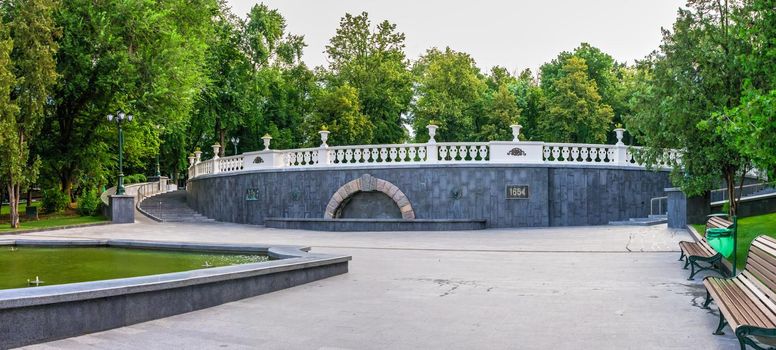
[411,47,487,142]
[0,0,58,228]
[42,188,69,213]
[538,57,613,143]
[33,0,215,198]
[479,83,521,141]
[321,12,413,144]
[627,0,751,217]
[715,0,776,178]
[76,189,99,216]
[302,84,373,147]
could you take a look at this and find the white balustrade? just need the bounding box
[186,130,685,179]
[218,155,244,172]
[329,144,428,164]
[436,143,489,162]
[542,143,618,164]
[283,148,319,167]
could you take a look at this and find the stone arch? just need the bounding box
[324,174,415,220]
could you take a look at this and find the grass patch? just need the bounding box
[0,205,107,234]
[692,212,776,269]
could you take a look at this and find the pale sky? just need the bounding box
[226,0,682,73]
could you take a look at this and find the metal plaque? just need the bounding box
[506,185,529,199]
[245,188,259,201]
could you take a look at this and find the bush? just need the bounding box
[122,174,147,185]
[42,189,70,213]
[76,189,100,216]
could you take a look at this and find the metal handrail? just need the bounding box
[650,196,667,216]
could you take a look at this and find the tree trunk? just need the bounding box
[724,167,737,217]
[219,128,226,157]
[26,188,32,208]
[8,183,18,229]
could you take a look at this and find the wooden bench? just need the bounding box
[702,235,776,350]
[678,214,735,280]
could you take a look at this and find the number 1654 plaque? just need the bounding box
[506,185,529,199]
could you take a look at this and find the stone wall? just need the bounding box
[187,164,671,228]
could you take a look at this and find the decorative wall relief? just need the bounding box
[245,188,259,201]
[253,157,264,164]
[507,147,527,156]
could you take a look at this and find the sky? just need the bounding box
[225,0,683,73]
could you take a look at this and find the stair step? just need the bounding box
[609,217,667,226]
[138,190,214,223]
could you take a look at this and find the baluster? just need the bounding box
[479,145,488,160]
[304,152,312,165]
[543,147,551,161]
[345,149,354,163]
[561,147,570,162]
[418,147,427,161]
[389,147,398,161]
[370,148,378,162]
[399,147,407,162]
[408,147,417,161]
[570,147,580,162]
[354,149,362,163]
[458,146,467,160]
[439,146,449,161]
[551,146,560,161]
[379,148,388,162]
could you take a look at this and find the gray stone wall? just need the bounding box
[187,164,671,228]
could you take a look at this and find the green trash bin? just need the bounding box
[706,227,734,258]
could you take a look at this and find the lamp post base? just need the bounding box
[109,195,134,224]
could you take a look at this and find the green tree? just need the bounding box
[479,83,521,141]
[303,84,373,147]
[627,0,749,215]
[511,69,544,140]
[717,0,776,177]
[35,0,215,196]
[323,12,413,144]
[0,0,58,228]
[188,6,254,158]
[538,56,613,143]
[411,47,487,142]
[540,43,630,139]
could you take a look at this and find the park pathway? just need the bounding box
[16,222,738,350]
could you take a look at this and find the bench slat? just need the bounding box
[739,274,776,326]
[716,279,773,328]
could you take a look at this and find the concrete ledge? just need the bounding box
[265,217,487,231]
[0,239,351,348]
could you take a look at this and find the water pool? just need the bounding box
[0,246,269,289]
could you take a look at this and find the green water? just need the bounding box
[0,247,270,290]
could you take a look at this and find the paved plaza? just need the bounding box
[15,219,738,349]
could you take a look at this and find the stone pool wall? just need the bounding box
[0,240,350,348]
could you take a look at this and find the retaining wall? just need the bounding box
[187,164,671,228]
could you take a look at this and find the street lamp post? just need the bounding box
[155,125,162,177]
[107,111,133,195]
[230,136,240,155]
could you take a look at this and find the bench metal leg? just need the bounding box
[714,313,728,335]
[703,290,713,309]
[740,334,776,350]
[679,250,685,261]
[689,260,700,280]
[688,256,726,280]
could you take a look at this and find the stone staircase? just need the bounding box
[608,214,667,226]
[138,190,215,223]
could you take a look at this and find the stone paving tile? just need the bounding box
[14,222,739,350]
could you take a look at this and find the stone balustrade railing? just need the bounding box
[187,126,680,179]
